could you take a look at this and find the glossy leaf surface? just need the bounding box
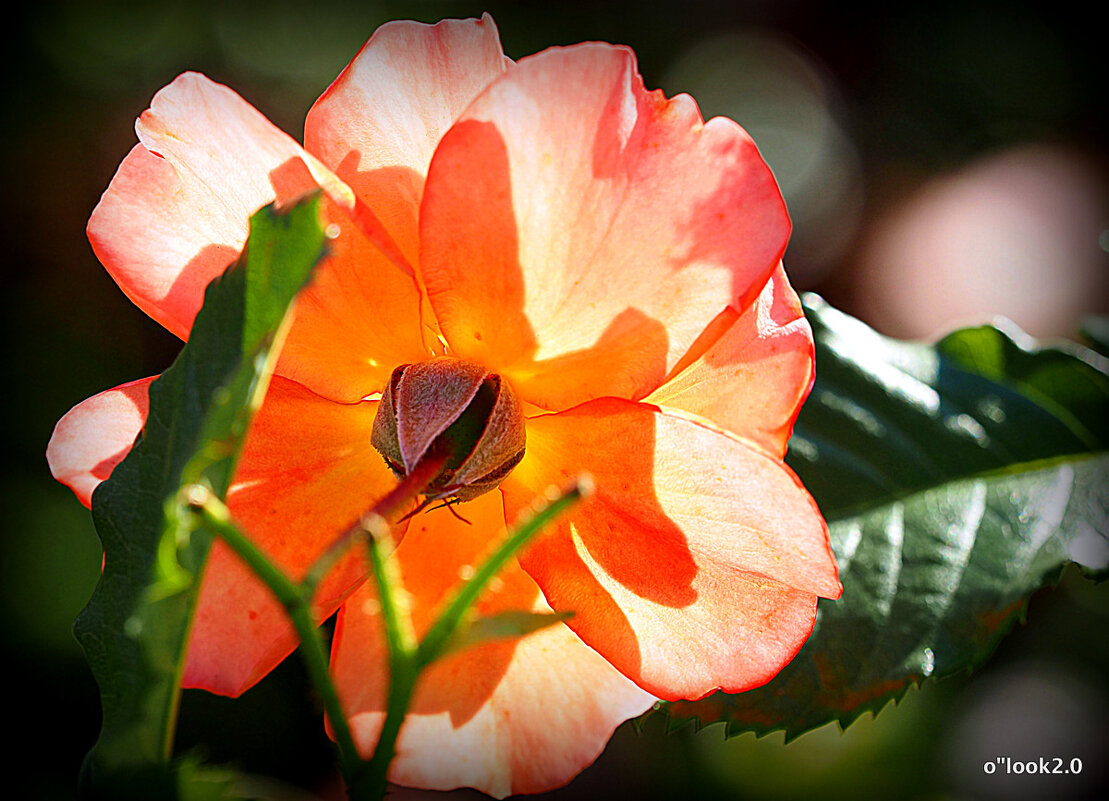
[669,296,1109,737]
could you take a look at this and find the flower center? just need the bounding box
[371,358,526,510]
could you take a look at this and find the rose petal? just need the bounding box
[645,263,815,458]
[183,376,395,695]
[502,397,840,701]
[332,491,653,798]
[421,44,790,411]
[274,198,430,403]
[46,377,154,507]
[89,72,360,339]
[305,13,510,268]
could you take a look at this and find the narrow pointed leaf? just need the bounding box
[436,609,575,661]
[76,195,327,796]
[416,478,590,667]
[668,295,1109,739]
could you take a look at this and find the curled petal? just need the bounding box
[331,492,654,798]
[502,398,840,700]
[646,263,815,457]
[306,13,510,267]
[184,377,395,696]
[89,72,360,339]
[390,358,487,471]
[46,377,153,507]
[421,44,790,411]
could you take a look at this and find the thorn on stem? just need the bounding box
[359,511,390,541]
[182,483,211,509]
[426,497,472,524]
[575,473,595,500]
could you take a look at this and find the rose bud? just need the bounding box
[371,358,526,508]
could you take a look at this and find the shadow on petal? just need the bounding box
[422,118,538,369]
[267,155,326,210]
[333,490,654,797]
[421,118,674,409]
[336,153,425,266]
[516,399,698,609]
[332,493,518,729]
[507,397,836,699]
[157,239,242,341]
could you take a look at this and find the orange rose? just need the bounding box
[48,15,840,797]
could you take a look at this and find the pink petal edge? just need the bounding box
[306,13,511,269]
[421,42,790,412]
[46,377,154,507]
[646,263,815,458]
[505,397,840,701]
[88,72,361,339]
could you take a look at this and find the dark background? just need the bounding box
[2,1,1106,799]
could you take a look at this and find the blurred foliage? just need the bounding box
[2,1,1105,799]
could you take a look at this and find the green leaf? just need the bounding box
[437,609,575,661]
[936,321,1109,448]
[667,295,1109,739]
[77,755,309,801]
[76,195,328,796]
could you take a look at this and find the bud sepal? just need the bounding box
[371,358,526,508]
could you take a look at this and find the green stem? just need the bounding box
[187,486,363,787]
[186,468,588,801]
[352,526,420,799]
[303,452,450,593]
[354,477,593,797]
[184,455,449,799]
[418,477,592,667]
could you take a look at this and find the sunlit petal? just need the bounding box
[503,397,839,700]
[421,44,789,411]
[646,264,814,457]
[332,492,653,797]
